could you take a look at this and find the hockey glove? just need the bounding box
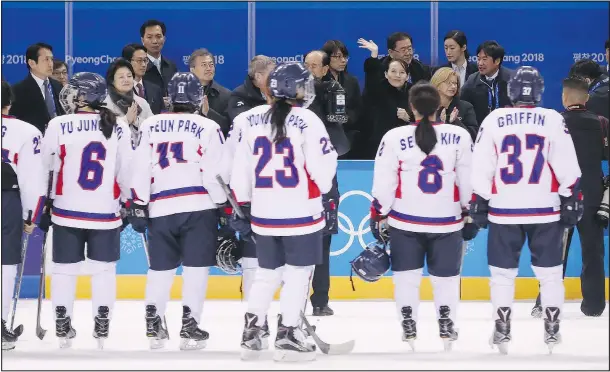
[461,215,479,241]
[560,194,584,228]
[229,204,254,242]
[370,203,389,243]
[217,202,236,239]
[119,202,130,232]
[38,199,54,233]
[469,194,490,229]
[126,201,149,234]
[323,196,338,235]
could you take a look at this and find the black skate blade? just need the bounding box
[300,311,355,355]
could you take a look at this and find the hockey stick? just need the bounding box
[215,175,256,244]
[36,171,54,340]
[9,211,33,334]
[140,232,170,339]
[300,311,355,355]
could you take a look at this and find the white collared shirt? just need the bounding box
[148,54,162,74]
[31,72,48,98]
[451,60,468,87]
[485,69,499,82]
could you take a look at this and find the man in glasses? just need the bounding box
[122,43,164,115]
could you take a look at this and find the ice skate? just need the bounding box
[273,317,316,362]
[544,307,562,354]
[489,307,511,355]
[145,305,168,350]
[93,306,110,350]
[400,306,417,351]
[2,320,18,351]
[55,306,76,349]
[531,295,542,318]
[240,312,267,360]
[438,306,458,351]
[179,306,208,351]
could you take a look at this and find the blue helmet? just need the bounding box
[59,72,107,114]
[508,66,545,105]
[167,72,204,108]
[267,62,316,108]
[350,241,391,283]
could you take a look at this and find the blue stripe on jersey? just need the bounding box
[389,210,462,225]
[53,207,121,222]
[250,214,324,228]
[489,207,559,216]
[150,186,208,202]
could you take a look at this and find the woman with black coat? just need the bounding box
[359,38,414,158]
[430,67,478,141]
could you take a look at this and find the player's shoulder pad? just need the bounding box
[442,123,472,141]
[293,106,325,130]
[15,118,43,138]
[382,125,413,146]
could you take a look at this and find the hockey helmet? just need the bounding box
[350,240,391,283]
[59,72,108,114]
[216,235,243,275]
[508,66,545,105]
[267,62,316,108]
[167,72,204,108]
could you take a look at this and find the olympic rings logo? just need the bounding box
[330,190,375,257]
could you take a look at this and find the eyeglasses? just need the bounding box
[331,55,349,61]
[392,46,413,54]
[131,58,149,65]
[53,70,68,76]
[200,62,215,69]
[444,80,459,87]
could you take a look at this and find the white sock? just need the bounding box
[489,266,518,320]
[241,257,259,301]
[393,269,423,322]
[2,265,17,321]
[430,275,460,320]
[279,265,314,327]
[145,269,176,318]
[52,262,81,319]
[532,265,564,317]
[181,266,209,324]
[89,260,117,319]
[247,267,282,327]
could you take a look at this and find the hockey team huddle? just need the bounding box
[1,62,584,361]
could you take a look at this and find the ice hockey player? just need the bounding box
[229,62,338,362]
[40,72,133,349]
[470,66,583,354]
[1,81,46,351]
[369,82,474,352]
[127,72,228,351]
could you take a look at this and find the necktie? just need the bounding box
[43,80,56,119]
[155,59,162,74]
[136,82,145,98]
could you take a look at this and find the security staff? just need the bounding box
[532,76,609,317]
[569,59,609,119]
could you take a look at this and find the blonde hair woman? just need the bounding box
[430,67,478,140]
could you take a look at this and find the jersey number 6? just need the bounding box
[78,142,106,190]
[254,136,299,188]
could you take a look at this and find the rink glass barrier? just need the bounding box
[2,1,608,299]
[17,161,610,300]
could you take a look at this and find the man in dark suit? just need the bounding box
[188,48,231,135]
[9,42,65,134]
[122,43,164,114]
[461,40,515,126]
[569,58,609,120]
[140,19,178,95]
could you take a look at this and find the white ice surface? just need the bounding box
[2,300,608,370]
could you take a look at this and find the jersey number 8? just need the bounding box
[254,136,299,188]
[418,155,443,194]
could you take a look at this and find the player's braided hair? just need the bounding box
[409,82,440,155]
[266,99,291,143]
[89,101,118,139]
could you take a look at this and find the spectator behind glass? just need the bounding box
[227,55,276,122]
[321,40,363,159]
[436,30,478,89]
[361,40,413,158]
[52,59,69,87]
[569,59,609,119]
[140,19,178,96]
[429,67,478,140]
[461,40,515,126]
[103,58,153,144]
[189,48,231,135]
[122,43,164,115]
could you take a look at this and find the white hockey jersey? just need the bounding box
[1,115,47,223]
[471,107,582,224]
[230,105,338,236]
[372,123,473,233]
[41,112,133,229]
[130,113,227,218]
[219,113,248,184]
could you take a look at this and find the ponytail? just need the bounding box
[267,100,291,143]
[415,116,437,155]
[90,101,118,139]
